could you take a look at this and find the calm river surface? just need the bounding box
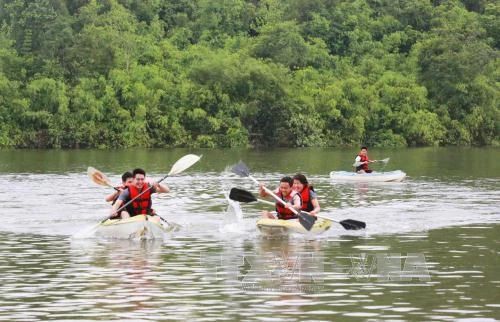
[0,147,498,321]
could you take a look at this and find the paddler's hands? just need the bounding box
[109,209,118,218]
[258,183,268,197]
[284,201,301,212]
[152,181,170,193]
[284,203,296,211]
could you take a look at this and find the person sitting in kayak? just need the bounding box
[105,171,133,204]
[293,173,320,216]
[109,168,169,219]
[354,146,377,173]
[259,176,302,220]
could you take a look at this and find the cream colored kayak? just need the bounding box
[330,170,406,182]
[256,218,331,237]
[91,215,175,240]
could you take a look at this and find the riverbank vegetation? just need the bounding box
[0,0,498,148]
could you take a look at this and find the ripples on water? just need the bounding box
[0,172,498,321]
[0,227,498,321]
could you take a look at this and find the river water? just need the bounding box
[0,147,498,321]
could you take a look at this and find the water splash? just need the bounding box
[218,190,247,235]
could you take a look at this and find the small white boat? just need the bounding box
[329,170,406,182]
[256,218,332,238]
[80,215,176,240]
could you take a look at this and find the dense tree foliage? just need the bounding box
[0,0,498,148]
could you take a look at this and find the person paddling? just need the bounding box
[109,168,169,219]
[105,171,133,204]
[259,176,302,220]
[292,174,320,216]
[354,146,377,173]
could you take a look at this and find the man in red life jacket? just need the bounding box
[259,176,302,220]
[105,171,133,204]
[354,146,377,173]
[109,168,170,219]
[292,173,320,216]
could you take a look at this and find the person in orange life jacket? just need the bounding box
[109,168,170,219]
[105,171,133,204]
[292,173,320,216]
[354,146,377,173]
[259,176,302,220]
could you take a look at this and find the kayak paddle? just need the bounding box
[353,157,390,168]
[229,187,366,230]
[231,161,317,231]
[229,187,275,206]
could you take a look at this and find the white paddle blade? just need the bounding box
[87,166,113,187]
[168,154,202,175]
[87,166,96,178]
[380,157,390,163]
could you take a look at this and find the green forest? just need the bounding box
[0,0,498,148]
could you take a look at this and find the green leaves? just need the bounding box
[0,0,497,148]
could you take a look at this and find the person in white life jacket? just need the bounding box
[105,171,133,204]
[259,176,302,220]
[292,173,320,216]
[109,168,169,219]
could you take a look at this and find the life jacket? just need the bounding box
[356,154,369,171]
[275,190,301,220]
[299,185,315,212]
[126,184,152,216]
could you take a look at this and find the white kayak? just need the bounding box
[329,170,406,182]
[79,215,177,240]
[256,218,331,238]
